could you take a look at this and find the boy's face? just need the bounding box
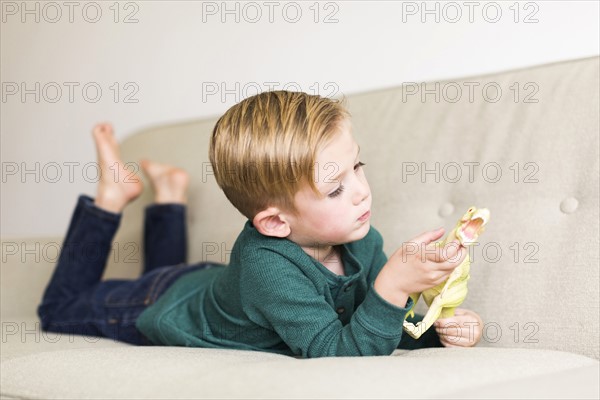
[285,119,372,250]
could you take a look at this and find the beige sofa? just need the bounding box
[1,56,599,399]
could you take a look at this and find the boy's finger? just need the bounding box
[425,240,463,264]
[436,325,472,339]
[441,240,461,260]
[434,318,460,328]
[412,227,445,246]
[439,335,473,347]
[444,241,465,261]
[437,247,468,270]
[435,314,470,328]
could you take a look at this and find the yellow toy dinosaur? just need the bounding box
[403,206,490,339]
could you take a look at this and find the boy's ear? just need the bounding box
[253,207,291,238]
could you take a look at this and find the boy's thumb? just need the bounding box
[413,227,445,246]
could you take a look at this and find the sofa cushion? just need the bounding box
[446,363,600,399]
[1,336,597,399]
[1,318,125,363]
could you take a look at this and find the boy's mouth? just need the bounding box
[358,210,371,222]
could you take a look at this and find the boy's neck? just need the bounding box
[303,244,335,263]
[303,245,346,276]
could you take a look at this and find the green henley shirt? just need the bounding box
[135,222,442,358]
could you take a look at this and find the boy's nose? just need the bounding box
[352,178,370,205]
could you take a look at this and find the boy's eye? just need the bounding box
[328,184,345,198]
[328,163,364,198]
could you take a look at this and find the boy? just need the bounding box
[38,91,482,358]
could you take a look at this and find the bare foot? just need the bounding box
[92,123,143,213]
[140,159,189,204]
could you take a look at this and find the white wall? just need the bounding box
[1,0,599,238]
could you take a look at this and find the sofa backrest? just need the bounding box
[112,57,599,359]
[13,57,596,359]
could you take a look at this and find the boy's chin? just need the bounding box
[346,221,371,242]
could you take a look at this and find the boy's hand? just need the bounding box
[434,308,483,347]
[374,228,468,308]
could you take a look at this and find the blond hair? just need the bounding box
[209,90,351,219]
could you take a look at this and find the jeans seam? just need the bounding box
[145,265,186,305]
[104,266,182,308]
[143,266,179,305]
[105,273,165,307]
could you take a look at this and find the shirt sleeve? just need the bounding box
[240,248,415,358]
[365,227,390,285]
[365,228,444,350]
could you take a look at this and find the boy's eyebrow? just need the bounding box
[322,145,361,188]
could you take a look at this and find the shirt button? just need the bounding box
[336,307,345,314]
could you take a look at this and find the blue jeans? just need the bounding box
[37,195,220,346]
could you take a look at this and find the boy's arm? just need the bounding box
[240,248,415,359]
[366,229,443,349]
